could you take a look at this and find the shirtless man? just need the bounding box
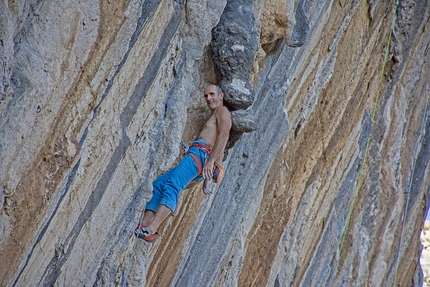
[134,85,232,243]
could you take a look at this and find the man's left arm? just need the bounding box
[202,106,231,181]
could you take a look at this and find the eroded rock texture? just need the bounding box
[0,0,429,286]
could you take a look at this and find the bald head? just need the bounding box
[204,85,224,111]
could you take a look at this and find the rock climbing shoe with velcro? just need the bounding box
[134,226,158,243]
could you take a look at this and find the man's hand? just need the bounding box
[202,179,212,195]
[202,160,214,181]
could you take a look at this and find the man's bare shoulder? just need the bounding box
[215,106,231,119]
[215,106,232,135]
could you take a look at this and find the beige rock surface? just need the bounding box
[1,0,429,286]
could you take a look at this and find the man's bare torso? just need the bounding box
[198,112,217,147]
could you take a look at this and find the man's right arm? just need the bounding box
[202,106,231,181]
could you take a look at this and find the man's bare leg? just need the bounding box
[145,205,171,234]
[140,210,156,227]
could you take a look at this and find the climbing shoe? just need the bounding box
[134,226,158,243]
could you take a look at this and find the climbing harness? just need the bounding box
[181,141,224,185]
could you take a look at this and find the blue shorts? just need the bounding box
[145,139,210,212]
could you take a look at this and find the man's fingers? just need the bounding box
[205,169,213,179]
[202,187,211,195]
[202,179,212,195]
[203,163,214,180]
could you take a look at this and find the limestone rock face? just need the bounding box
[1,0,429,286]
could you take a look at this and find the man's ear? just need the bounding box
[219,92,224,100]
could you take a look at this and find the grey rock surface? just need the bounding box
[0,0,429,286]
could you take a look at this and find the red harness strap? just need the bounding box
[189,143,213,154]
[186,143,212,175]
[189,153,203,175]
[189,154,224,182]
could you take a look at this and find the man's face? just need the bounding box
[204,85,223,111]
